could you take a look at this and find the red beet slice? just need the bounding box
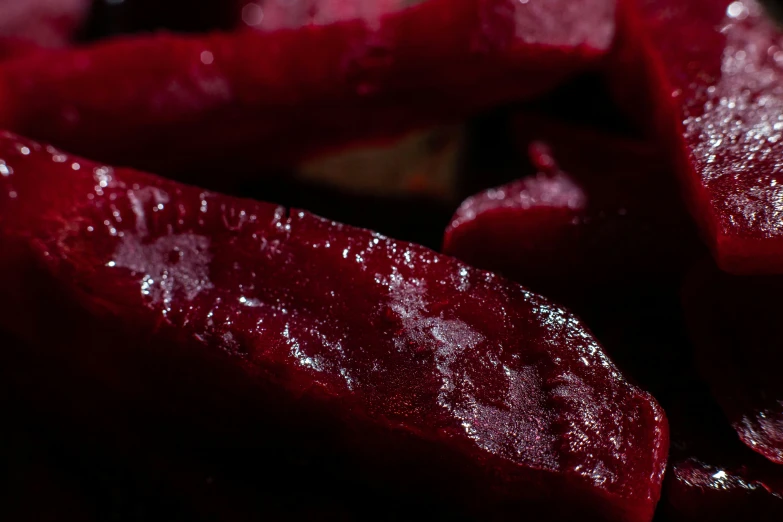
[611,0,783,274]
[0,131,667,521]
[0,0,90,47]
[0,0,613,178]
[683,258,783,464]
[442,117,701,303]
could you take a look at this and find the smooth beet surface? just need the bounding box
[0,130,667,521]
[442,117,701,303]
[683,259,783,465]
[0,0,614,179]
[612,0,783,274]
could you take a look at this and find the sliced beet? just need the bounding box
[611,0,783,274]
[683,258,783,464]
[442,116,701,305]
[0,131,667,521]
[0,0,613,179]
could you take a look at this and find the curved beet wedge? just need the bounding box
[683,258,783,464]
[0,0,613,178]
[0,131,666,521]
[611,0,783,274]
[443,117,701,305]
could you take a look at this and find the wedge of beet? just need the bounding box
[683,258,783,464]
[442,117,701,304]
[0,131,667,521]
[0,0,614,178]
[611,0,783,274]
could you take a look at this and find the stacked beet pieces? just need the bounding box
[1,0,783,520]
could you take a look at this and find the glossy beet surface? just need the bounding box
[683,259,783,465]
[442,117,700,302]
[0,0,613,178]
[0,131,667,521]
[613,0,783,274]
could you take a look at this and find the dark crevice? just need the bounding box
[78,0,238,42]
[761,0,783,27]
[236,176,455,250]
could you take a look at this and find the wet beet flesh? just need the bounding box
[0,131,667,521]
[612,0,783,274]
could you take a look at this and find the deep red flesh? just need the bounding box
[442,117,701,304]
[0,130,667,521]
[683,259,783,464]
[0,38,42,62]
[612,0,783,274]
[0,0,613,178]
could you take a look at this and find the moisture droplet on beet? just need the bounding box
[0,131,667,522]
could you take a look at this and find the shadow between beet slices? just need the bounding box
[683,258,783,466]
